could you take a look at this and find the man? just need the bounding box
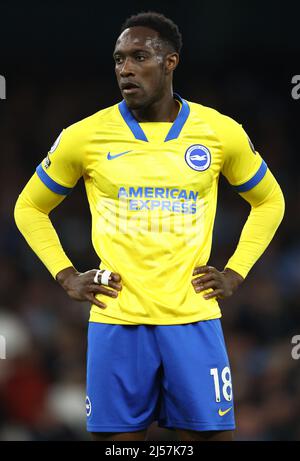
[14,12,285,441]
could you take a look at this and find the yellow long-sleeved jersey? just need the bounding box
[14,95,285,325]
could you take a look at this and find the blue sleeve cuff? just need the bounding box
[232,160,268,193]
[36,164,73,195]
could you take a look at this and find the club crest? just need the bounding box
[185,145,211,171]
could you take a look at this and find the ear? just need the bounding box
[165,52,179,74]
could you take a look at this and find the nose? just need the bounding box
[119,58,135,77]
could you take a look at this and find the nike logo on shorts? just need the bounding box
[218,407,232,416]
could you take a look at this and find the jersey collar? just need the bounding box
[118,93,190,142]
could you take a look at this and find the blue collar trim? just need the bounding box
[118,93,190,142]
[164,93,190,142]
[118,99,148,142]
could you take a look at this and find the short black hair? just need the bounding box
[120,11,182,54]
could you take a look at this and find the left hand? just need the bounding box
[192,266,244,300]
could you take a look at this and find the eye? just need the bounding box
[136,55,146,62]
[114,55,123,64]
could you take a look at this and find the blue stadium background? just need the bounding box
[0,0,299,440]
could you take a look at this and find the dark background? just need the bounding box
[0,0,299,441]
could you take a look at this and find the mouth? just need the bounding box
[120,82,140,95]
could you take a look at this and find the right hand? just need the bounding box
[56,266,122,308]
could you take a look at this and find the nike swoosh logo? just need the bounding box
[107,150,132,160]
[218,407,232,416]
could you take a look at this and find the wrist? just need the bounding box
[56,266,79,290]
[222,268,244,292]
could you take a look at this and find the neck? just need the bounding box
[131,90,179,123]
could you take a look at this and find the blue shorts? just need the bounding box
[86,319,235,432]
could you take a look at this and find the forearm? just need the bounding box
[225,170,285,278]
[14,174,75,278]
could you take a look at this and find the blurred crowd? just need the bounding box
[0,70,299,441]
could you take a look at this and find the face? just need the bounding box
[113,26,178,109]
